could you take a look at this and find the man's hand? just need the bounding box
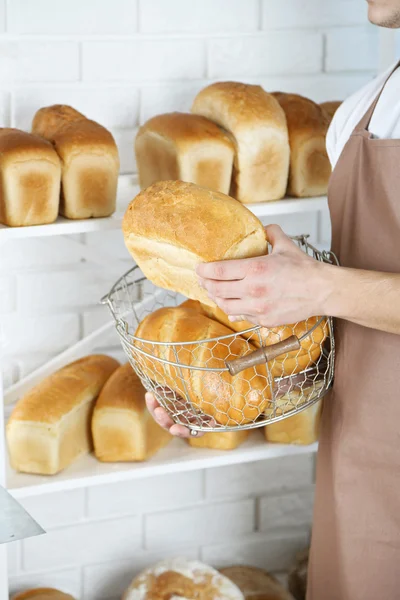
[196,224,330,327]
[145,393,205,439]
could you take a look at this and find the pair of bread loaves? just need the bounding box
[0,105,119,227]
[7,355,171,475]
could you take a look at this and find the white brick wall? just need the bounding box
[1,0,377,597]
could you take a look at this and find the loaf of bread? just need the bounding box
[122,180,268,307]
[123,558,245,600]
[192,82,290,203]
[188,429,250,450]
[0,128,61,227]
[11,590,75,600]
[92,362,172,462]
[7,355,119,475]
[265,388,323,445]
[201,303,328,378]
[320,100,341,122]
[288,548,309,600]
[272,93,331,198]
[220,566,294,599]
[134,305,271,426]
[32,105,119,219]
[135,112,235,194]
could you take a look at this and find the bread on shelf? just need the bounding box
[135,112,235,194]
[92,362,172,462]
[7,355,119,475]
[220,565,295,599]
[32,104,119,219]
[192,81,290,203]
[123,557,245,600]
[272,93,331,198]
[188,429,251,450]
[0,128,61,227]
[122,180,267,307]
[320,100,342,122]
[11,588,75,600]
[134,304,271,427]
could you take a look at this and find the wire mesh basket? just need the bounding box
[102,235,338,434]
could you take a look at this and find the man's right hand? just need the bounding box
[145,392,205,439]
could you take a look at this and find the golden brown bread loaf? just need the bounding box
[11,589,75,600]
[123,558,245,600]
[92,362,172,462]
[122,180,268,307]
[220,565,294,599]
[134,305,271,426]
[320,100,341,122]
[0,128,61,227]
[192,82,290,203]
[264,394,323,445]
[135,112,235,194]
[200,303,328,378]
[188,429,250,450]
[7,355,119,475]
[32,104,119,219]
[272,93,331,198]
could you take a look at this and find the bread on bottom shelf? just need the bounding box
[92,362,172,462]
[11,589,75,600]
[188,429,250,451]
[264,393,323,445]
[0,128,61,227]
[135,112,235,194]
[220,565,294,599]
[32,104,119,219]
[122,180,268,308]
[134,304,271,427]
[123,557,245,600]
[6,355,119,475]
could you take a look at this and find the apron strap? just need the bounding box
[355,60,400,133]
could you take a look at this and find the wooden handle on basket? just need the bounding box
[225,335,301,376]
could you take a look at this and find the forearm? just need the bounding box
[320,264,400,334]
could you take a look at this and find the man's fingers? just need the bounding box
[198,278,241,300]
[196,259,249,281]
[215,298,261,318]
[145,392,160,415]
[169,424,205,438]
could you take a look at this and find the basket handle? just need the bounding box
[225,335,301,376]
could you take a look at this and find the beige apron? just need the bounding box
[307,64,400,600]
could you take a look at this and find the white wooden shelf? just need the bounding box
[7,431,317,499]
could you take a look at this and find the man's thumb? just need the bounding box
[264,224,293,251]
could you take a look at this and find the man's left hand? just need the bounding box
[196,224,330,327]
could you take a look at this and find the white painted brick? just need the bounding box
[18,490,86,530]
[22,516,142,571]
[319,208,332,246]
[0,91,10,126]
[112,128,137,174]
[1,359,19,389]
[17,265,124,314]
[326,27,379,72]
[84,230,132,263]
[13,87,139,132]
[262,0,368,29]
[140,81,207,124]
[0,42,79,83]
[140,0,259,33]
[82,308,122,348]
[82,40,206,82]
[208,33,323,78]
[145,499,254,550]
[2,314,80,355]
[0,0,5,32]
[202,530,310,572]
[0,237,84,270]
[205,455,314,499]
[9,0,137,34]
[7,540,20,575]
[260,73,375,103]
[9,569,81,599]
[82,548,199,600]
[88,472,203,519]
[16,353,58,380]
[259,487,315,532]
[0,275,16,313]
